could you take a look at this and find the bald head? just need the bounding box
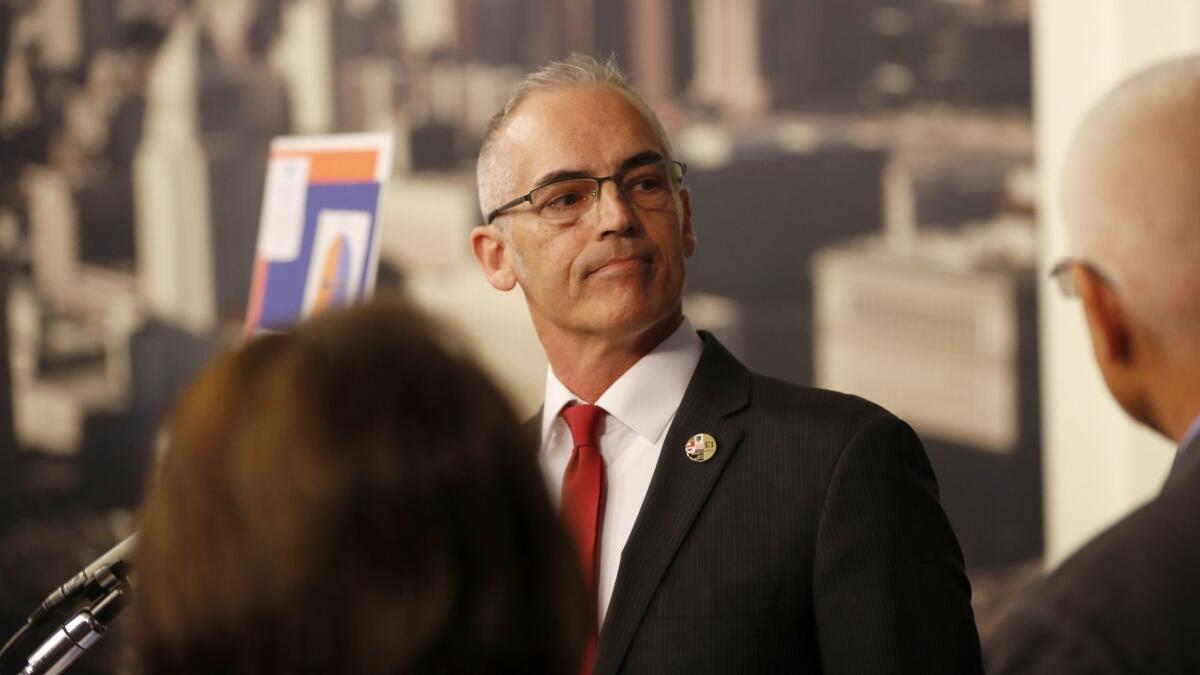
[1062,55,1200,342]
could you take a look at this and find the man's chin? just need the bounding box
[585,300,680,338]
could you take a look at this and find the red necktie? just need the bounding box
[560,403,606,674]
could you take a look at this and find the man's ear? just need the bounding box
[1074,263,1165,431]
[470,224,519,291]
[1076,264,1132,366]
[679,187,696,257]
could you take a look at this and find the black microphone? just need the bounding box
[29,533,137,625]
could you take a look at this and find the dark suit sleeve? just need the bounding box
[989,595,1126,675]
[811,412,982,674]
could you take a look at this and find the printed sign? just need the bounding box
[244,133,393,336]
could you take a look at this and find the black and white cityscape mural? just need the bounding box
[0,1,1034,670]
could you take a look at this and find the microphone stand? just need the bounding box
[19,586,128,675]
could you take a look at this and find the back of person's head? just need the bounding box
[1064,55,1200,332]
[134,297,588,675]
[1059,55,1200,436]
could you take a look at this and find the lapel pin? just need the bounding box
[684,433,717,462]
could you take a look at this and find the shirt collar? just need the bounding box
[540,317,703,444]
[1179,412,1200,456]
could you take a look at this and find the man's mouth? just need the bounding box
[588,255,651,277]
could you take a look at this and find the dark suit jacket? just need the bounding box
[571,332,982,674]
[988,432,1200,674]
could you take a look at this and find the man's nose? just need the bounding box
[591,179,637,236]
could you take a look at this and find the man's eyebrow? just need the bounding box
[529,150,666,189]
[530,168,591,189]
[617,150,665,172]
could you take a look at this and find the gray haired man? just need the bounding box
[472,54,982,674]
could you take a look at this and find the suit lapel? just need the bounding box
[593,333,750,675]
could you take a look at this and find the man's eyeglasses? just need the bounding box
[486,159,687,225]
[1049,258,1116,297]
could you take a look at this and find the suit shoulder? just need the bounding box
[743,371,906,439]
[1044,486,1200,600]
[992,485,1200,673]
[698,333,903,439]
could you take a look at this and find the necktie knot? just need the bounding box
[561,403,605,448]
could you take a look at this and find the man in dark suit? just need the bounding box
[470,54,981,674]
[989,55,1200,674]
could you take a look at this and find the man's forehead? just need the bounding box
[493,86,665,187]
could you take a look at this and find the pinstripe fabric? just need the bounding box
[586,332,982,674]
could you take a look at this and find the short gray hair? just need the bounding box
[475,53,674,222]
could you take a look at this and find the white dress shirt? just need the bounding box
[540,317,703,625]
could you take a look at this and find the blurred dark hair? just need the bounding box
[134,297,588,675]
